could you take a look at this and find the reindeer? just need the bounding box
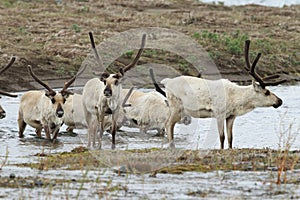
[152,40,285,149]
[18,65,80,141]
[0,56,17,119]
[82,32,146,149]
[121,87,191,136]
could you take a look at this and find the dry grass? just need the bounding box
[16,147,300,177]
[0,0,299,91]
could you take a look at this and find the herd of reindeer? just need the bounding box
[0,33,286,150]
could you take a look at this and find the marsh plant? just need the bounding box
[0,146,8,170]
[276,113,299,185]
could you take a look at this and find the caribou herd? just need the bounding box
[0,33,286,149]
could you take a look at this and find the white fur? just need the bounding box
[18,90,66,140]
[162,76,282,149]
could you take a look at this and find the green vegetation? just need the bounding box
[193,30,249,55]
[72,24,81,33]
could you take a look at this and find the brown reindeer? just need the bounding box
[18,65,82,141]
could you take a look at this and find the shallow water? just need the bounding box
[0,84,299,199]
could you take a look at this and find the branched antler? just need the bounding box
[89,32,146,76]
[244,40,286,88]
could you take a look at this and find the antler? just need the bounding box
[60,64,87,95]
[244,40,286,89]
[149,68,166,97]
[89,32,102,66]
[0,56,16,75]
[28,65,56,96]
[0,90,17,98]
[123,34,146,72]
[122,87,134,107]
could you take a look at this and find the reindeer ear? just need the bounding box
[113,69,124,80]
[100,72,110,82]
[45,90,56,97]
[252,80,262,92]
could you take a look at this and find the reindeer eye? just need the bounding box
[265,90,270,96]
[51,98,56,104]
[115,80,119,86]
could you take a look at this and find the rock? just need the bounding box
[9,173,16,179]
[34,179,44,187]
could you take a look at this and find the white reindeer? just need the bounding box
[18,66,79,141]
[62,89,136,133]
[0,56,17,119]
[63,93,87,132]
[152,40,285,149]
[122,88,191,136]
[82,32,146,149]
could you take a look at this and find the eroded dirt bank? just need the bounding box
[0,0,299,92]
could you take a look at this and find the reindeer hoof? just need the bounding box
[169,142,175,149]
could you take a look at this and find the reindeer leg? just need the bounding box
[165,113,180,148]
[165,103,181,148]
[111,119,117,150]
[52,126,60,143]
[35,128,42,138]
[98,122,104,150]
[226,115,236,149]
[44,125,51,140]
[85,112,95,149]
[97,115,105,149]
[217,118,225,149]
[18,117,27,138]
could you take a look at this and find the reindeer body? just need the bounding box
[82,77,122,149]
[123,90,168,135]
[18,90,66,139]
[63,93,87,132]
[152,40,285,149]
[82,32,146,149]
[17,65,79,141]
[162,76,282,148]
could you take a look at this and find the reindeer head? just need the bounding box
[27,65,79,118]
[89,32,146,100]
[0,56,17,119]
[244,40,285,108]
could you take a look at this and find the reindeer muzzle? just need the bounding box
[56,104,64,118]
[273,98,283,108]
[104,87,112,97]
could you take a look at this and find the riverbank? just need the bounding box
[0,0,299,92]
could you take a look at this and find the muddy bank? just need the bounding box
[0,0,299,92]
